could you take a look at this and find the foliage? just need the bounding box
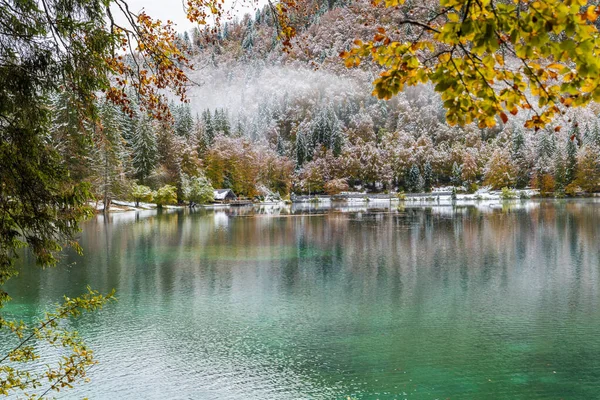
[153,185,178,208]
[205,136,293,197]
[500,187,517,200]
[572,146,600,193]
[130,184,154,207]
[183,175,215,204]
[461,153,478,186]
[484,149,516,190]
[532,174,556,197]
[0,288,115,398]
[342,0,600,130]
[324,178,350,195]
[467,183,479,194]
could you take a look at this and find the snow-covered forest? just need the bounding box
[51,0,600,207]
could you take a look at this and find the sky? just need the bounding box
[123,0,265,34]
[124,0,195,32]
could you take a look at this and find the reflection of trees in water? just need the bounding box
[15,201,600,314]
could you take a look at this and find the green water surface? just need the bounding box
[3,201,600,399]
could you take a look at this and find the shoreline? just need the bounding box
[92,194,600,214]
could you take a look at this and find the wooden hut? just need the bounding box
[213,189,237,203]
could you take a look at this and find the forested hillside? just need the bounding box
[52,0,600,207]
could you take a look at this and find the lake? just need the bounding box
[3,200,600,399]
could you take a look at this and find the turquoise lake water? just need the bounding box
[3,200,600,399]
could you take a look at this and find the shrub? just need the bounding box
[532,173,555,197]
[130,184,153,207]
[154,185,177,208]
[565,182,581,197]
[324,178,349,195]
[519,191,531,199]
[500,187,517,199]
[183,175,214,205]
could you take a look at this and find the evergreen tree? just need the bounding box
[296,128,309,167]
[423,161,433,192]
[554,150,566,194]
[406,164,423,193]
[95,101,130,211]
[50,92,94,181]
[201,109,215,145]
[242,19,255,50]
[451,161,463,187]
[131,114,157,184]
[534,131,556,180]
[174,103,194,138]
[511,128,529,188]
[310,105,343,154]
[276,134,286,156]
[565,137,578,186]
[585,122,600,148]
[214,108,231,135]
[182,31,191,50]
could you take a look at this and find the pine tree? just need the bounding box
[131,114,157,184]
[510,128,529,188]
[451,161,463,187]
[276,134,286,156]
[214,108,231,136]
[242,18,255,50]
[406,164,423,193]
[201,109,215,145]
[95,101,130,211]
[585,122,600,148]
[182,31,191,51]
[565,137,578,186]
[50,92,94,181]
[296,127,309,167]
[423,161,433,192]
[174,103,194,138]
[554,149,566,194]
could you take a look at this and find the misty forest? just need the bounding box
[52,2,600,208]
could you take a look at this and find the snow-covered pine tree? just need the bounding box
[201,109,215,145]
[451,161,463,187]
[296,123,311,167]
[565,137,578,186]
[406,164,423,193]
[510,128,529,188]
[534,131,556,176]
[214,108,231,136]
[131,114,157,184]
[174,103,194,138]
[95,100,131,211]
[50,91,94,181]
[423,161,433,192]
[242,18,255,50]
[584,122,600,148]
[554,149,566,194]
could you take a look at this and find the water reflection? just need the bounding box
[3,200,600,399]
